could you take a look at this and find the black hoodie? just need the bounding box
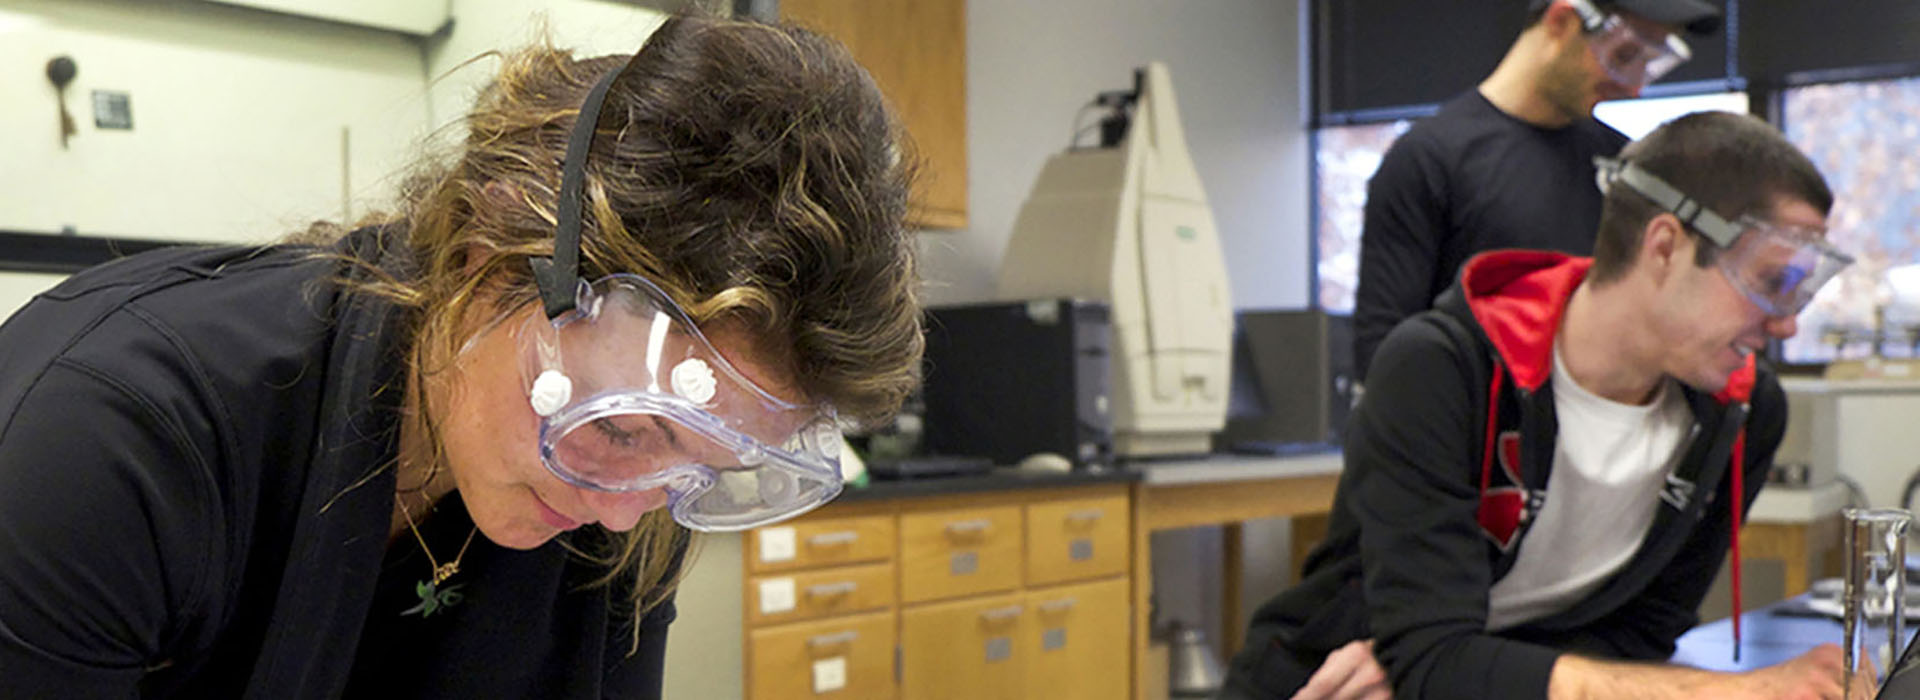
[1224,250,1782,699]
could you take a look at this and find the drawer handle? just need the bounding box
[808,531,859,546]
[945,519,992,536]
[1065,509,1105,524]
[806,581,858,597]
[807,631,859,648]
[979,605,1023,622]
[1039,597,1078,613]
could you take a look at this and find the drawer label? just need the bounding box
[985,636,1011,663]
[759,527,797,563]
[1070,538,1094,561]
[950,551,978,575]
[812,656,847,693]
[758,578,796,615]
[1043,627,1067,651]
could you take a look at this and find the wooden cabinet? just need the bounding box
[781,0,968,229]
[1026,494,1130,587]
[750,611,897,699]
[899,504,1023,603]
[741,483,1130,700]
[1024,578,1130,700]
[900,591,1027,699]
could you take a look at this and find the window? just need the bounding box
[1779,75,1920,363]
[1313,120,1411,313]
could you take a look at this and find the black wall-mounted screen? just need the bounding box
[1313,0,1736,122]
[1740,0,1920,83]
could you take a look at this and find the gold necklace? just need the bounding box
[397,495,478,618]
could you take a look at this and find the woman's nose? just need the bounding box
[577,488,668,532]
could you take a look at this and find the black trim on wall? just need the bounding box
[0,230,195,274]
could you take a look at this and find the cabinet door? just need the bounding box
[1025,493,1130,586]
[749,611,896,700]
[749,562,896,626]
[1024,577,1130,700]
[782,0,967,229]
[900,592,1025,700]
[750,514,895,574]
[899,505,1023,603]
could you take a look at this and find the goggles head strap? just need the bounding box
[531,55,635,320]
[1595,156,1743,249]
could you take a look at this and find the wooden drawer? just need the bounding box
[748,562,895,626]
[1025,494,1129,586]
[901,591,1025,700]
[750,514,895,574]
[899,505,1023,604]
[749,611,896,700]
[1024,577,1130,700]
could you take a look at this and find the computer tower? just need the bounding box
[920,299,1114,469]
[1216,309,1355,450]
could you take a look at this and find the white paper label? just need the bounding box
[759,578,797,615]
[812,656,847,693]
[759,526,797,563]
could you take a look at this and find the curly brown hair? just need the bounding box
[320,14,922,650]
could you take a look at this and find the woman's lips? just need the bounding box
[531,491,582,530]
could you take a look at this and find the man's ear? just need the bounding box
[1638,213,1688,280]
[1540,2,1585,41]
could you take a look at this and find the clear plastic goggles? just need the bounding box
[1567,0,1692,92]
[521,273,844,532]
[1596,156,1855,317]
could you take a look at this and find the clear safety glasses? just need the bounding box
[1596,156,1855,318]
[520,49,843,532]
[1566,0,1692,92]
[522,274,844,531]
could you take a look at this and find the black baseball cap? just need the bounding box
[1529,0,1723,35]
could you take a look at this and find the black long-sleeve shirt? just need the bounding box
[0,234,674,698]
[1352,91,1625,381]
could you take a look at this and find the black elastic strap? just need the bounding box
[533,57,632,319]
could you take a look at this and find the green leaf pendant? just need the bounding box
[401,579,466,618]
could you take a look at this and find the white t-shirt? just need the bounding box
[1485,344,1692,632]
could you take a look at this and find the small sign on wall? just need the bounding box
[92,90,131,130]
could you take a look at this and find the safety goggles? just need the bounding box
[521,274,844,531]
[1565,0,1692,92]
[519,50,843,532]
[1596,156,1855,317]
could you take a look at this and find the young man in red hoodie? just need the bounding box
[1225,111,1857,699]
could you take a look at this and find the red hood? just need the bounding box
[1457,250,1755,402]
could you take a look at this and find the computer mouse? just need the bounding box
[1016,452,1073,473]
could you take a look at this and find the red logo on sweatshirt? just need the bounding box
[1477,431,1528,551]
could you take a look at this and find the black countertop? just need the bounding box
[833,465,1140,504]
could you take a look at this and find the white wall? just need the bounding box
[931,0,1309,310]
[423,0,668,139]
[0,272,66,319]
[0,0,430,244]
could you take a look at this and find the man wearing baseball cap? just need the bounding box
[1352,0,1721,387]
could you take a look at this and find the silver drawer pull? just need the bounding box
[979,605,1023,622]
[1039,597,1078,613]
[807,631,858,648]
[945,519,991,535]
[806,581,858,597]
[1065,509,1104,524]
[808,531,858,546]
